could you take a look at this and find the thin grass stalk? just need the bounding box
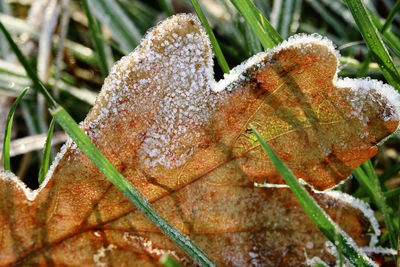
[380,162,400,183]
[82,0,109,77]
[230,0,282,49]
[38,118,55,184]
[353,165,398,250]
[190,0,230,73]
[381,0,400,32]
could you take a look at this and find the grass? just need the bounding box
[0,0,399,266]
[251,125,376,267]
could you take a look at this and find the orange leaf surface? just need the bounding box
[0,14,399,266]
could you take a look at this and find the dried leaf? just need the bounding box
[0,14,398,266]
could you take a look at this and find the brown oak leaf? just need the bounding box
[0,14,399,266]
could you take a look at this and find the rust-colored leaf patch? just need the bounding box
[0,14,398,266]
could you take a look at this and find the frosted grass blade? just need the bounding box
[251,125,376,267]
[2,87,29,170]
[38,118,55,184]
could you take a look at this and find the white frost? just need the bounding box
[212,33,339,92]
[337,77,400,124]
[82,14,217,169]
[93,244,117,267]
[123,232,189,264]
[0,170,36,201]
[322,190,380,247]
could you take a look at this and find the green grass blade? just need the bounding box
[361,159,376,181]
[368,10,400,60]
[305,0,346,36]
[380,162,400,183]
[190,0,230,74]
[51,107,215,267]
[381,0,400,33]
[344,0,400,91]
[251,125,376,267]
[82,0,109,77]
[271,0,296,39]
[230,0,282,49]
[243,21,262,56]
[384,187,400,200]
[381,30,400,59]
[118,0,160,35]
[0,22,57,108]
[253,0,270,17]
[2,87,29,170]
[160,254,182,267]
[247,0,283,45]
[38,118,55,184]
[353,165,398,249]
[87,0,141,52]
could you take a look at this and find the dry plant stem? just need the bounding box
[9,131,67,157]
[37,0,60,128]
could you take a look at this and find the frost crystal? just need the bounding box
[123,232,189,264]
[93,244,116,267]
[322,190,380,247]
[337,77,400,124]
[81,14,217,169]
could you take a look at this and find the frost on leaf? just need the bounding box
[0,14,399,266]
